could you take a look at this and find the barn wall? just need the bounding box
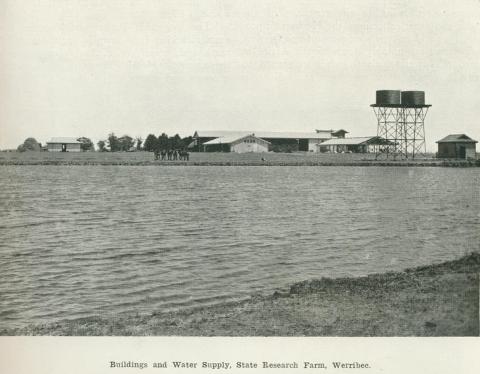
[47,143,81,152]
[308,139,320,152]
[67,144,81,152]
[437,143,456,158]
[465,144,476,159]
[437,143,476,159]
[265,138,298,152]
[231,141,268,153]
[48,143,63,152]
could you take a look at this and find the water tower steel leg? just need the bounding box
[400,107,428,159]
[374,106,403,160]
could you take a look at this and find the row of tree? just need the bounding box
[17,137,96,152]
[97,133,193,152]
[97,134,141,152]
[17,133,193,152]
[142,133,193,152]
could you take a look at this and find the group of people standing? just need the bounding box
[154,149,190,161]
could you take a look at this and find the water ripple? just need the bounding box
[0,165,479,330]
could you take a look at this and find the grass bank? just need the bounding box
[4,252,479,336]
[0,150,479,166]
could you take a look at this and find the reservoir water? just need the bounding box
[0,165,479,330]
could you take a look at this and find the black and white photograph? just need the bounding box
[0,0,479,372]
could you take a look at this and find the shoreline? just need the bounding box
[1,151,479,167]
[1,160,479,167]
[4,252,479,336]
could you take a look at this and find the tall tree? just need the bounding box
[17,138,41,152]
[97,140,107,152]
[135,137,143,151]
[77,137,94,151]
[143,134,158,152]
[118,135,134,151]
[170,134,182,149]
[107,133,120,152]
[158,133,169,150]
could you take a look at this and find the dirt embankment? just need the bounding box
[1,151,479,167]
[4,252,479,336]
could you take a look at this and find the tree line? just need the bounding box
[97,133,193,152]
[16,133,193,152]
[17,137,97,152]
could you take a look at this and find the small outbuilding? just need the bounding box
[47,137,82,152]
[203,134,270,153]
[436,134,477,159]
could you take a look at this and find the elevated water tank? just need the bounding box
[376,90,401,105]
[401,91,425,106]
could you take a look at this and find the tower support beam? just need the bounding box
[372,105,430,160]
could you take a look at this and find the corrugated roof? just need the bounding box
[194,130,333,140]
[203,134,250,145]
[47,137,81,144]
[317,129,349,135]
[436,134,477,143]
[194,131,247,138]
[257,131,328,139]
[203,134,271,145]
[318,137,385,146]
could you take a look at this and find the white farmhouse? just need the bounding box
[47,137,82,152]
[203,134,270,153]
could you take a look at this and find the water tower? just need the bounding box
[371,90,431,159]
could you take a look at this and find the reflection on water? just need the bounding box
[0,165,479,329]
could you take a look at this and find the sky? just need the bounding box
[1,0,480,151]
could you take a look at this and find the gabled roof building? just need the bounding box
[317,136,393,153]
[203,134,270,153]
[436,134,477,159]
[192,129,347,152]
[46,138,82,152]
